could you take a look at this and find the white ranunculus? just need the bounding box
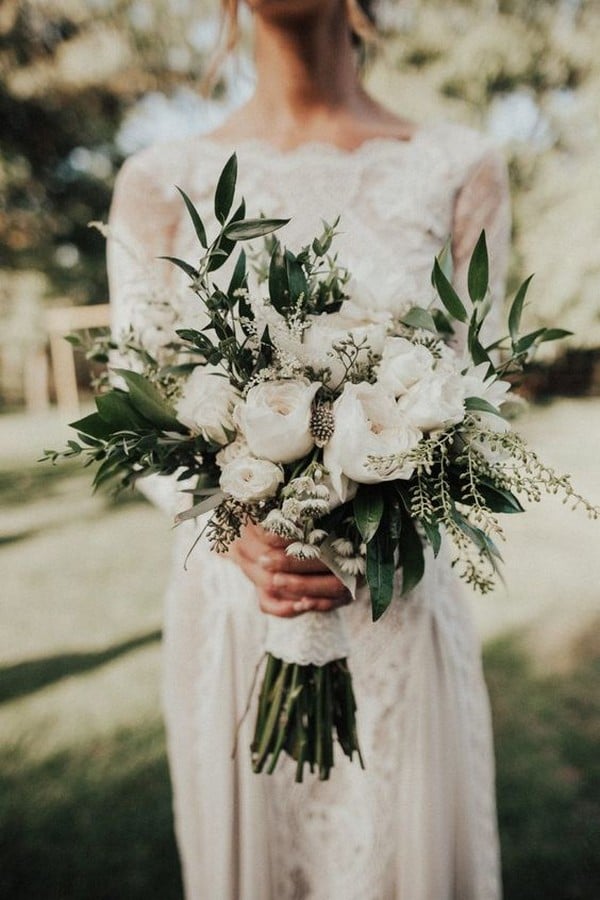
[238,380,320,464]
[324,383,422,498]
[216,436,250,469]
[176,367,240,445]
[377,337,436,397]
[220,456,284,503]
[398,368,465,432]
[302,304,389,389]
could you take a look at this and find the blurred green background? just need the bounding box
[1,1,599,898]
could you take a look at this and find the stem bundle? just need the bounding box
[251,654,363,782]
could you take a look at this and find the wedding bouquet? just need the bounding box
[44,154,598,782]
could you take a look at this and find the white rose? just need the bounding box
[398,369,465,432]
[303,305,389,389]
[176,367,240,445]
[239,380,320,464]
[377,337,435,397]
[324,382,422,499]
[219,456,284,503]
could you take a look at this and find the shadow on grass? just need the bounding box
[0,630,162,705]
[0,722,182,900]
[485,629,600,900]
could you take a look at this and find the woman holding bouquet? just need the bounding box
[108,1,510,897]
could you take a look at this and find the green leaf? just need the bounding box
[476,479,525,514]
[436,235,454,282]
[467,230,489,304]
[464,396,502,416]
[514,328,547,355]
[268,242,290,313]
[366,527,395,622]
[69,411,113,441]
[214,153,237,224]
[207,199,246,272]
[431,309,455,335]
[222,217,290,241]
[400,306,438,333]
[398,509,425,595]
[432,259,468,323]
[96,391,148,432]
[112,369,186,432]
[159,256,199,280]
[538,328,573,343]
[285,249,309,304]
[353,485,384,544]
[176,186,207,248]
[422,519,442,557]
[508,274,534,342]
[227,249,247,298]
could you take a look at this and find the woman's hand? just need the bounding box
[228,523,352,618]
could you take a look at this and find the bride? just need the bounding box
[108,1,510,898]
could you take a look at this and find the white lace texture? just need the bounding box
[264,608,351,666]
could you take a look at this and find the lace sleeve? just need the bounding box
[107,146,188,515]
[451,146,511,348]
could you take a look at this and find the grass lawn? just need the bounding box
[1,401,599,899]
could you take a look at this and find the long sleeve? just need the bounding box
[450,146,512,348]
[106,146,189,515]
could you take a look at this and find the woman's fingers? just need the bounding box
[257,549,330,575]
[271,571,349,599]
[257,590,349,618]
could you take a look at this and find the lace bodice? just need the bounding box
[108,121,510,367]
[107,121,509,900]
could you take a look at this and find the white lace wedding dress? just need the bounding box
[108,121,510,900]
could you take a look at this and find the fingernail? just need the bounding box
[293,599,313,613]
[272,573,286,588]
[259,555,274,569]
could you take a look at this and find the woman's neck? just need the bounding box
[242,11,370,145]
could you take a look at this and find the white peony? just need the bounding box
[398,367,465,432]
[302,304,389,389]
[324,382,422,499]
[377,337,436,397]
[238,380,320,464]
[220,456,284,503]
[176,367,239,445]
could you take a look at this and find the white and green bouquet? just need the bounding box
[44,154,598,782]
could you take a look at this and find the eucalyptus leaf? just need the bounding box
[176,186,207,247]
[214,153,237,224]
[436,235,454,282]
[514,328,547,355]
[401,306,438,333]
[476,479,525,514]
[467,230,489,304]
[174,493,225,524]
[432,259,468,323]
[353,485,384,544]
